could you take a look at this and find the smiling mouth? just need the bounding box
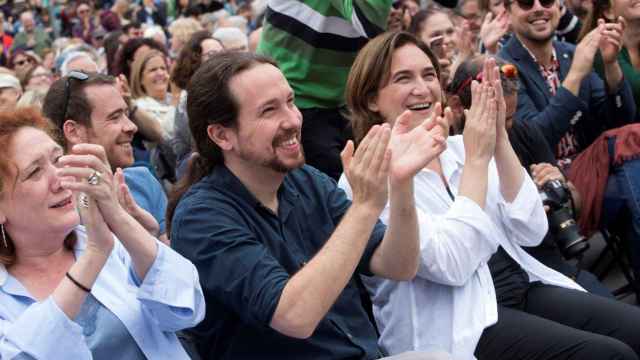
[50,196,72,208]
[408,103,432,111]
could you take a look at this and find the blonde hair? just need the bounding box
[129,50,167,99]
[17,88,48,109]
[168,17,203,48]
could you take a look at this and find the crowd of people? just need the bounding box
[1,0,640,359]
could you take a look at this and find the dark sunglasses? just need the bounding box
[511,0,555,10]
[452,64,519,96]
[61,71,89,121]
[14,58,33,67]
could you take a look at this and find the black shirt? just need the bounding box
[171,165,386,359]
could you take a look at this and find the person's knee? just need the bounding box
[580,337,638,360]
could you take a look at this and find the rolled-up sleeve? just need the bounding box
[411,196,500,286]
[496,168,549,248]
[132,242,206,332]
[0,298,91,359]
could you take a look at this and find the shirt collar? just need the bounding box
[521,42,559,71]
[205,164,300,214]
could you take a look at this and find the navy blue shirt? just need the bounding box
[171,165,386,359]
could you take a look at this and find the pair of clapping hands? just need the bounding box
[461,57,510,164]
[341,103,451,213]
[57,144,160,254]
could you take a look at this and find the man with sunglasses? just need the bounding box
[500,0,640,281]
[42,72,169,245]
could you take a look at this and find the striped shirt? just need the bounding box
[257,0,392,109]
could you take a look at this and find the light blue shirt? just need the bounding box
[76,293,146,359]
[0,225,205,359]
[124,166,168,235]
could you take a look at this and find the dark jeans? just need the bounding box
[300,107,352,181]
[602,137,640,278]
[475,283,640,360]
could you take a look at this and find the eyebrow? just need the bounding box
[392,65,436,78]
[20,145,63,175]
[106,106,127,119]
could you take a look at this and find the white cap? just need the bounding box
[0,74,20,90]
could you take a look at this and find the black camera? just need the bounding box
[539,180,589,260]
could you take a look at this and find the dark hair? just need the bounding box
[166,51,277,233]
[122,21,141,35]
[104,30,124,76]
[0,107,75,265]
[408,5,450,36]
[8,49,38,70]
[447,55,519,108]
[42,72,116,149]
[114,37,166,79]
[577,0,612,41]
[171,30,220,90]
[346,31,441,146]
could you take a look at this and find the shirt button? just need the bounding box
[616,95,622,108]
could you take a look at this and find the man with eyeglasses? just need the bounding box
[500,0,640,283]
[42,72,169,245]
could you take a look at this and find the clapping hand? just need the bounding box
[58,144,123,227]
[463,58,498,163]
[598,17,626,65]
[114,168,160,237]
[341,124,392,213]
[58,144,118,255]
[480,11,510,54]
[388,105,448,184]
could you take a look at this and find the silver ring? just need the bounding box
[87,171,102,186]
[79,193,90,209]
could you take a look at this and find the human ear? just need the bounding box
[62,120,88,149]
[207,124,234,151]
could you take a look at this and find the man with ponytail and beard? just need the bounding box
[167,51,451,360]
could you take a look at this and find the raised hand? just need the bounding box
[463,59,498,164]
[388,106,448,184]
[480,11,510,54]
[599,17,625,65]
[58,144,123,227]
[488,59,509,142]
[114,168,160,237]
[341,124,392,213]
[571,25,604,80]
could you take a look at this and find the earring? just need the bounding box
[1,224,6,248]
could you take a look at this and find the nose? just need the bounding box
[412,77,432,96]
[123,114,138,134]
[283,103,303,130]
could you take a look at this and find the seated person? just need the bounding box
[0,107,204,358]
[42,72,169,244]
[168,51,450,360]
[447,54,613,298]
[499,0,640,276]
[342,30,640,360]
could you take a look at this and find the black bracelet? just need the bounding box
[66,272,91,293]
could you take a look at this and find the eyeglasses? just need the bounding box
[451,64,519,96]
[511,0,555,10]
[61,71,89,122]
[13,58,33,67]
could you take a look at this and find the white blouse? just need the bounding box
[338,135,584,360]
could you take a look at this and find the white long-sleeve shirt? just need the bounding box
[338,135,584,360]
